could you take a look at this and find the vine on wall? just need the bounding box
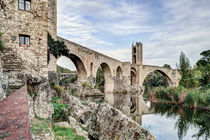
[48,33,69,63]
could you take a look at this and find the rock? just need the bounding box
[33,82,55,119]
[68,95,97,125]
[66,83,102,97]
[88,103,155,140]
[26,74,47,85]
[54,121,71,128]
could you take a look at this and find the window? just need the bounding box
[19,0,31,11]
[19,35,30,47]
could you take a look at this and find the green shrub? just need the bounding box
[82,81,92,89]
[50,83,63,95]
[184,91,195,107]
[51,97,69,121]
[156,87,171,101]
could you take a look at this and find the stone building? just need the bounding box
[0,0,57,77]
[0,0,181,91]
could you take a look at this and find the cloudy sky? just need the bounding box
[57,0,210,70]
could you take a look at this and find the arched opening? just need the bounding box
[133,47,136,53]
[100,63,113,93]
[133,55,136,64]
[95,67,105,92]
[131,68,137,86]
[143,70,173,95]
[69,54,87,83]
[57,54,87,86]
[116,66,123,80]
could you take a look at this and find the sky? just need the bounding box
[57,0,210,70]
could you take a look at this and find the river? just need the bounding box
[141,101,210,140]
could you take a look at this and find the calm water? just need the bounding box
[141,102,210,140]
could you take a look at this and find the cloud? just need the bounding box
[57,0,210,69]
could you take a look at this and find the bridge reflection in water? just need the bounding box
[104,93,210,140]
[104,93,154,123]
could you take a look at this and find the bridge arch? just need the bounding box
[58,54,87,83]
[131,67,137,86]
[116,66,123,80]
[142,69,173,87]
[100,62,114,93]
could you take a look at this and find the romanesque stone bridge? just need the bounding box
[48,36,181,93]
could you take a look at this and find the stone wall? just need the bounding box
[0,0,49,77]
[0,54,8,101]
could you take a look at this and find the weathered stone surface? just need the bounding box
[68,95,97,125]
[0,0,57,78]
[88,103,155,140]
[32,82,55,119]
[67,83,102,97]
[67,95,154,140]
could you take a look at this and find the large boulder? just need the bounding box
[88,103,155,140]
[67,95,97,125]
[33,82,55,119]
[27,75,55,119]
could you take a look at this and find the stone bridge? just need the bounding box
[59,72,77,81]
[48,37,181,93]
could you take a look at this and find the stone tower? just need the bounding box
[132,42,143,65]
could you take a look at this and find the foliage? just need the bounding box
[53,125,85,140]
[48,33,69,60]
[196,50,210,87]
[177,52,196,88]
[51,97,70,122]
[152,103,210,140]
[82,81,92,89]
[0,32,4,52]
[60,75,78,86]
[57,65,73,73]
[154,87,210,108]
[95,67,105,92]
[163,64,172,69]
[50,83,63,95]
[143,71,169,95]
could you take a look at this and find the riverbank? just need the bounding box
[145,86,210,111]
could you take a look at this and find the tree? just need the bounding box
[163,64,172,69]
[95,67,105,92]
[196,50,210,87]
[177,52,195,88]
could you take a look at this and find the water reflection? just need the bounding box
[104,93,209,140]
[143,103,210,140]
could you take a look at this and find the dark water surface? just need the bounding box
[142,102,210,140]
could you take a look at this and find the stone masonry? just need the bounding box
[0,0,57,78]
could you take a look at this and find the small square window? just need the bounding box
[19,35,30,47]
[18,0,31,11]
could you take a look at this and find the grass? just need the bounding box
[53,125,86,140]
[152,86,210,109]
[31,120,51,136]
